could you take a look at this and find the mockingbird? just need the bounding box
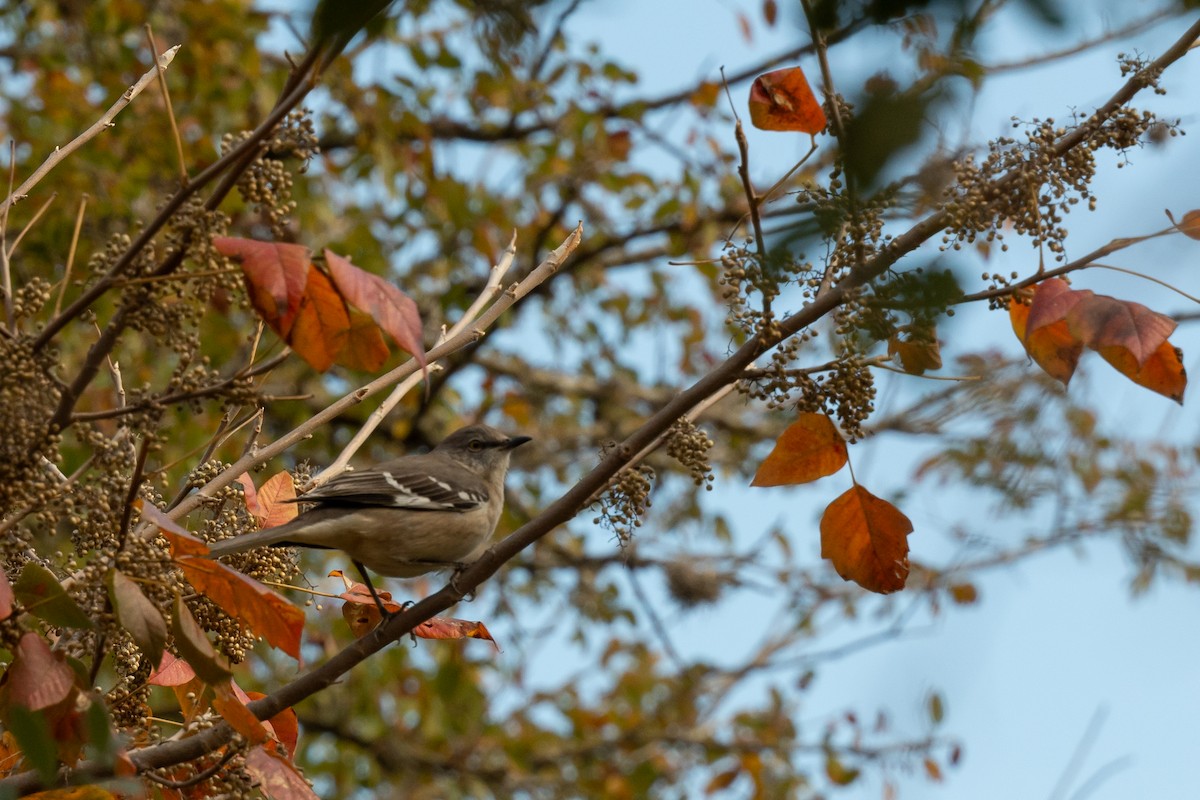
[209,424,531,614]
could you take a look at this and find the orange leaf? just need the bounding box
[325,250,426,371]
[820,485,913,593]
[1066,293,1176,367]
[415,617,499,648]
[751,413,848,486]
[138,500,210,557]
[1098,339,1187,403]
[1172,208,1200,240]
[258,471,298,529]
[244,743,320,800]
[245,691,299,758]
[285,266,350,372]
[337,309,391,372]
[340,583,403,638]
[212,682,270,746]
[214,238,310,336]
[1017,280,1087,384]
[177,556,305,660]
[748,67,826,134]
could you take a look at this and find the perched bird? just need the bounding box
[209,424,531,612]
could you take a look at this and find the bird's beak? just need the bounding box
[503,435,533,450]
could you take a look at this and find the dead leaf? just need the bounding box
[286,266,350,372]
[258,471,299,529]
[820,485,913,593]
[1066,293,1176,367]
[4,633,76,711]
[244,742,320,800]
[748,67,826,134]
[751,413,848,486]
[1098,339,1186,404]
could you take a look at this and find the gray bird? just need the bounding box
[209,424,530,610]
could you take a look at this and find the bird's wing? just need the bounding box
[297,456,490,512]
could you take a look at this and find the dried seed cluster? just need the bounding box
[222,108,318,237]
[666,418,714,490]
[941,101,1178,260]
[593,444,655,548]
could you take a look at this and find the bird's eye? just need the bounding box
[468,439,484,452]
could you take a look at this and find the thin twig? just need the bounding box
[54,194,88,316]
[6,192,57,260]
[145,25,188,186]
[1,140,15,328]
[0,45,181,215]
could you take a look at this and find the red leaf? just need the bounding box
[751,413,848,486]
[177,556,305,659]
[244,743,320,800]
[325,250,427,370]
[1014,280,1086,384]
[214,238,310,335]
[0,569,12,621]
[820,485,913,593]
[147,653,197,687]
[748,67,826,134]
[5,633,75,711]
[1066,293,1176,367]
[237,474,264,525]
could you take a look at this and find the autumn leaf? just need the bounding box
[245,742,321,800]
[1098,339,1186,404]
[13,564,94,630]
[211,682,270,746]
[176,555,305,660]
[1168,208,1200,240]
[257,471,299,529]
[138,499,210,557]
[751,412,848,486]
[415,617,499,648]
[820,485,913,593]
[888,327,942,375]
[214,237,310,336]
[1065,293,1176,367]
[3,633,76,711]
[106,570,167,668]
[245,691,300,757]
[0,569,13,621]
[337,308,391,372]
[287,265,350,372]
[169,595,233,686]
[325,249,427,371]
[1018,278,1086,384]
[339,582,403,637]
[237,474,263,524]
[748,66,826,134]
[147,653,196,687]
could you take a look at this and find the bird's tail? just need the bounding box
[207,521,301,558]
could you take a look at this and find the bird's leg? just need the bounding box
[353,560,391,620]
